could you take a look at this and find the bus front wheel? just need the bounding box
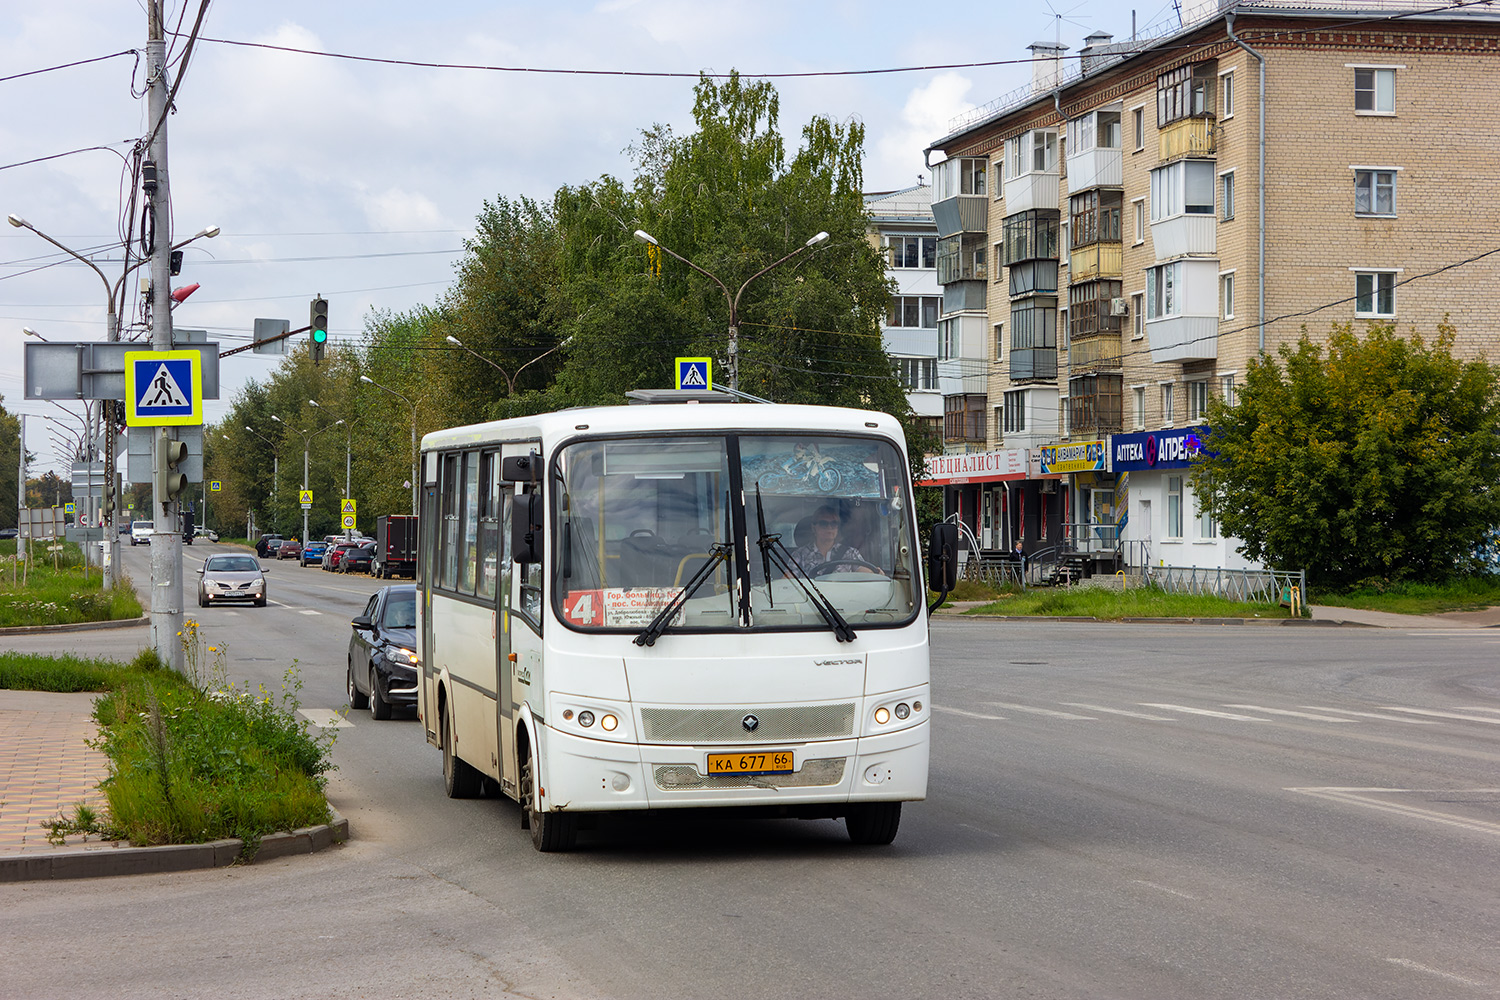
[441,703,482,798]
[520,748,577,852]
[845,802,902,845]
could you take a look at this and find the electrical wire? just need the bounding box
[0,50,138,84]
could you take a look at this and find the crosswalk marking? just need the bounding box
[1061,703,1177,721]
[932,705,1007,721]
[1300,706,1440,725]
[1224,705,1355,723]
[1140,703,1269,722]
[297,708,352,729]
[299,609,323,616]
[986,702,1096,720]
[1379,707,1500,725]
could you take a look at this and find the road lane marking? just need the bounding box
[986,702,1095,720]
[1456,707,1500,714]
[298,709,352,729]
[1139,703,1268,721]
[1287,787,1500,838]
[1061,703,1177,721]
[1378,707,1500,724]
[299,609,323,616]
[1300,706,1440,725]
[1131,880,1196,899]
[932,705,1007,721]
[1385,957,1489,988]
[1223,705,1355,722]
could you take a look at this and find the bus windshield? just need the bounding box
[553,433,917,635]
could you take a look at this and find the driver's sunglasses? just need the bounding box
[813,519,841,528]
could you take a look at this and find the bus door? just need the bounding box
[504,483,544,782]
[419,457,441,743]
[493,481,518,798]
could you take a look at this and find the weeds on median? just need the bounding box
[0,540,144,627]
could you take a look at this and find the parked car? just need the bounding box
[277,538,302,560]
[324,542,360,572]
[347,584,418,719]
[130,520,153,546]
[0,527,17,540]
[197,553,267,608]
[300,539,327,567]
[341,540,377,574]
[194,527,219,542]
[256,534,284,559]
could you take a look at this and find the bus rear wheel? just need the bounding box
[441,704,482,798]
[521,749,577,852]
[845,802,902,845]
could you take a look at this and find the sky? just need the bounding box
[2,0,1174,475]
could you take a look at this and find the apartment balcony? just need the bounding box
[1150,215,1216,259]
[1009,348,1058,382]
[1066,147,1123,191]
[1069,242,1122,281]
[931,194,988,239]
[1003,171,1061,216]
[1158,117,1218,162]
[1146,315,1218,363]
[1069,334,1123,372]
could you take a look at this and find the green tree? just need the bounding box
[0,395,23,530]
[1192,322,1500,587]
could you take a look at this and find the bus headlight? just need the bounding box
[601,714,618,731]
[874,707,890,725]
[577,710,595,728]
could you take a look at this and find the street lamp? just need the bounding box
[632,228,829,391]
[243,425,280,534]
[272,414,339,546]
[22,327,47,341]
[310,398,360,539]
[444,334,572,397]
[359,375,418,516]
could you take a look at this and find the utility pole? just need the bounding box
[146,1,183,671]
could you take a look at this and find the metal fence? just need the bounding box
[1144,564,1305,605]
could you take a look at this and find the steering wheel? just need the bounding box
[808,558,888,578]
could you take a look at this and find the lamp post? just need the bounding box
[243,425,279,535]
[444,335,571,398]
[7,213,218,592]
[310,399,360,540]
[22,327,47,341]
[632,229,829,391]
[271,415,339,547]
[359,375,418,516]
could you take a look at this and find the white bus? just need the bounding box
[415,395,955,851]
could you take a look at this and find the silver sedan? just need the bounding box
[197,554,267,608]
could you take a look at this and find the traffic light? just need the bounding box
[102,472,121,519]
[310,296,329,364]
[157,434,188,503]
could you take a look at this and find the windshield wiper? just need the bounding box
[633,542,733,647]
[754,484,857,643]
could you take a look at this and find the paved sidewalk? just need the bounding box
[1310,604,1500,628]
[0,690,112,854]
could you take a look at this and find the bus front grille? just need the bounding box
[640,704,856,743]
[653,758,847,791]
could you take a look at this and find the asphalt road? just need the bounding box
[2,548,1498,999]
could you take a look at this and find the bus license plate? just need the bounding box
[706,751,794,776]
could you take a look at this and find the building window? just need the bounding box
[1068,110,1121,152]
[1220,271,1235,319]
[1133,199,1146,244]
[1151,159,1215,221]
[936,232,989,283]
[1220,373,1236,407]
[943,394,986,443]
[1146,262,1182,319]
[1059,396,1070,437]
[1060,221,1070,267]
[1068,373,1123,436]
[1133,107,1145,151]
[899,357,937,390]
[1221,71,1235,118]
[993,242,1005,281]
[1010,298,1058,350]
[1133,385,1146,429]
[1167,475,1184,538]
[1070,190,1123,248]
[1354,67,1395,114]
[887,295,940,329]
[1131,293,1145,339]
[1187,379,1210,421]
[993,323,1004,361]
[884,235,937,269]
[938,318,958,359]
[1069,280,1124,341]
[1006,130,1058,176]
[1221,171,1235,221]
[1354,168,1397,216]
[1157,63,1216,127]
[1002,210,1060,265]
[1354,270,1397,317]
[1197,490,1217,539]
[1003,389,1027,434]
[1162,382,1175,424]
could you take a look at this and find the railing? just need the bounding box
[1145,564,1306,606]
[1069,242,1123,280]
[1158,117,1219,161]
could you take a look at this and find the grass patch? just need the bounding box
[13,626,337,857]
[965,583,1295,620]
[1311,575,1500,616]
[0,540,144,627]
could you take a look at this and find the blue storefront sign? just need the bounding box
[1111,426,1209,471]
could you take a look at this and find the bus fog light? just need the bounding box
[874,707,890,725]
[913,700,922,713]
[611,773,630,791]
[578,711,595,728]
[562,709,574,721]
[601,713,618,731]
[895,703,910,720]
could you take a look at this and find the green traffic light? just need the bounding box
[312,327,328,344]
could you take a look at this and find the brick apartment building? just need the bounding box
[922,0,1500,572]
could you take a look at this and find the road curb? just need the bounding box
[0,811,348,882]
[0,615,150,637]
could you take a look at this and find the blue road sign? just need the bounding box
[124,350,203,426]
[675,357,712,390]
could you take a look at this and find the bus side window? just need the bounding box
[477,450,500,599]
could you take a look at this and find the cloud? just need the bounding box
[871,72,976,188]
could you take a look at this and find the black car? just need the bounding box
[347,585,419,720]
[341,540,376,574]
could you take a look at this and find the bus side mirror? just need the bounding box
[927,522,959,595]
[512,492,543,564]
[502,452,539,483]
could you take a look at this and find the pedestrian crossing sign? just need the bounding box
[210,481,222,492]
[124,350,203,426]
[675,357,712,390]
[341,498,357,515]
[299,490,313,508]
